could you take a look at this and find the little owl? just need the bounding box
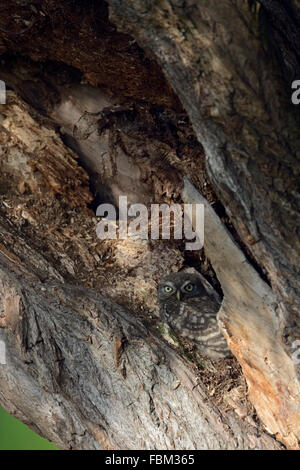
[158,272,231,360]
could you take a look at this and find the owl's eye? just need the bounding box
[184,283,194,292]
[163,285,173,293]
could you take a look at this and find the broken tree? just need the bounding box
[0,0,299,449]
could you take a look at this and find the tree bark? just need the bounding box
[0,0,299,450]
[0,251,282,450]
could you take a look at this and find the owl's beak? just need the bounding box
[176,290,181,301]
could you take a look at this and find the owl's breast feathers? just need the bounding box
[160,295,231,360]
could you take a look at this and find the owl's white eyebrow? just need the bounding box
[181,280,194,288]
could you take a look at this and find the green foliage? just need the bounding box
[0,407,58,450]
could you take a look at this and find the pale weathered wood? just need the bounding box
[182,177,300,449]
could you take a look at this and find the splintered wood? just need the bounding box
[182,178,300,449]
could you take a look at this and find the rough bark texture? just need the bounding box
[0,0,299,450]
[0,255,282,450]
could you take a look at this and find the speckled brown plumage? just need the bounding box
[158,272,231,360]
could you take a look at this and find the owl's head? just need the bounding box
[158,272,207,303]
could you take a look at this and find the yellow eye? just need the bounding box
[164,286,173,293]
[185,283,194,292]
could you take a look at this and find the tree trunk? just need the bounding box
[0,0,299,450]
